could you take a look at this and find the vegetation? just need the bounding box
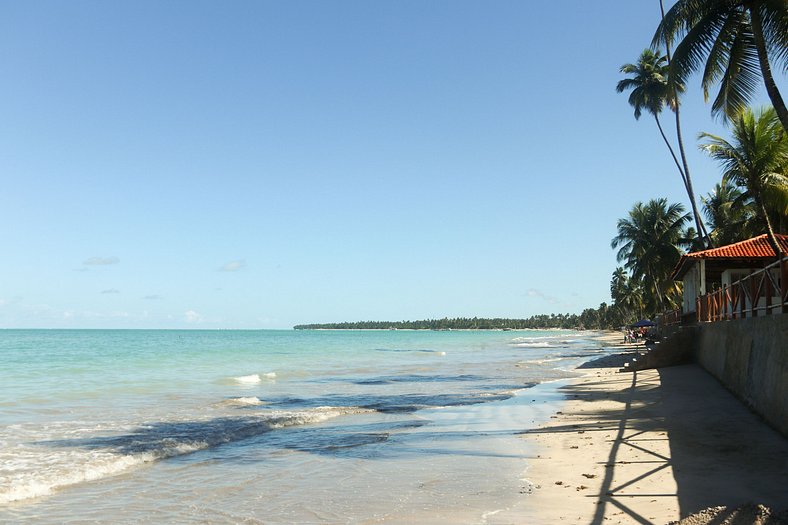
[611,199,694,316]
[294,308,627,331]
[617,49,708,245]
[699,106,788,254]
[608,1,788,323]
[654,0,788,130]
[610,267,645,323]
[702,180,755,246]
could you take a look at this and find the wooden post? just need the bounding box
[782,257,788,314]
[751,270,758,317]
[765,264,772,315]
[729,285,734,320]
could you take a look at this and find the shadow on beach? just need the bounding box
[576,352,642,369]
[523,364,788,524]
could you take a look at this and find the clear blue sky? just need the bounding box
[0,1,781,328]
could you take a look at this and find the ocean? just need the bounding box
[0,329,615,523]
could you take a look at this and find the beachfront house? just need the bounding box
[671,234,788,323]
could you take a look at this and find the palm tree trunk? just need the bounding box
[674,109,711,245]
[653,114,689,188]
[647,266,665,314]
[750,6,788,132]
[756,198,785,257]
[653,112,710,244]
[659,0,711,248]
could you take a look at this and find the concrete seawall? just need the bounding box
[693,314,788,437]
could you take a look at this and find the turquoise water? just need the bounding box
[0,329,613,523]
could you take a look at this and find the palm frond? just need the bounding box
[759,0,788,74]
[700,106,788,239]
[669,7,729,89]
[701,13,741,96]
[710,24,761,120]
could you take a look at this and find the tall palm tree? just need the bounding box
[656,0,712,249]
[699,106,788,255]
[611,199,693,315]
[617,49,709,245]
[654,0,788,130]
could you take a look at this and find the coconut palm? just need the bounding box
[702,179,756,245]
[616,49,709,245]
[655,0,713,249]
[654,0,788,130]
[610,267,644,322]
[611,199,693,315]
[610,267,629,302]
[699,106,788,254]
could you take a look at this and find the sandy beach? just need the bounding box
[498,333,788,524]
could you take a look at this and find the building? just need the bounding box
[671,234,788,322]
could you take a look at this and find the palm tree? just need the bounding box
[699,106,788,255]
[654,0,788,130]
[610,267,629,301]
[617,49,709,245]
[611,199,693,315]
[656,0,713,250]
[610,267,644,322]
[702,179,756,244]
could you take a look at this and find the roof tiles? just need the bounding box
[672,234,788,280]
[684,233,788,259]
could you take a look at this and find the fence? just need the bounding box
[695,255,788,323]
[660,307,682,328]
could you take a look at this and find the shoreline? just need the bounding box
[498,344,788,524]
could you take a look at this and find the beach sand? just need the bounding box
[493,334,788,524]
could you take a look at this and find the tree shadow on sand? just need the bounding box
[521,365,788,524]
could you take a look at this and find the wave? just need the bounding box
[512,341,560,348]
[511,337,589,349]
[0,406,370,504]
[217,396,267,407]
[234,374,261,384]
[353,374,486,386]
[266,386,530,414]
[230,372,276,385]
[374,348,446,355]
[510,335,561,343]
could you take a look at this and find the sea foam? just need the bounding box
[231,372,275,384]
[233,374,262,384]
[0,406,370,504]
[219,396,266,407]
[512,341,556,348]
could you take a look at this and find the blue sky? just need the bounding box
[0,1,782,328]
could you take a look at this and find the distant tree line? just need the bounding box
[293,307,628,331]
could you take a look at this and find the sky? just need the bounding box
[0,1,782,329]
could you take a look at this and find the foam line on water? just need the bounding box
[0,406,370,504]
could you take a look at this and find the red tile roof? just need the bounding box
[683,234,788,259]
[672,234,788,280]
